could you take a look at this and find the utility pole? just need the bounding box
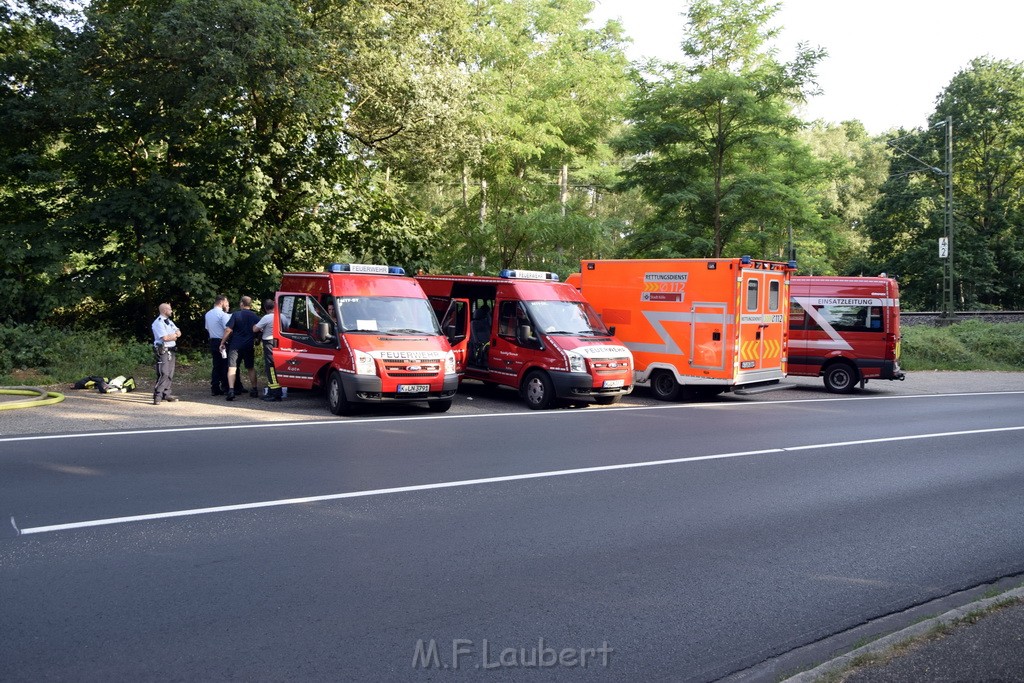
[939,116,955,324]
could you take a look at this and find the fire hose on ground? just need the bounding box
[0,387,66,410]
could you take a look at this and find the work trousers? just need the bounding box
[262,341,282,397]
[154,347,176,399]
[209,337,228,392]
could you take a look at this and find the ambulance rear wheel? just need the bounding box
[650,370,682,401]
[327,370,355,415]
[522,370,555,410]
[824,363,858,394]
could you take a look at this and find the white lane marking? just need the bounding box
[3,391,1023,444]
[16,425,1024,536]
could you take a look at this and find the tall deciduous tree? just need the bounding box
[429,0,632,275]
[0,0,76,322]
[866,58,1024,310]
[616,0,826,259]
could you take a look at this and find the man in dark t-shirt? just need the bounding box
[219,296,261,400]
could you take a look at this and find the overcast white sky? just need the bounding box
[588,0,1024,134]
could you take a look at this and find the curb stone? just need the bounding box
[782,586,1024,682]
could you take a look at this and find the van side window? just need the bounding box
[746,279,759,311]
[811,304,877,333]
[498,301,523,338]
[789,301,807,330]
[768,280,780,311]
[869,306,884,331]
[279,295,334,345]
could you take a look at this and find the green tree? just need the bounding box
[0,1,76,323]
[866,58,1024,310]
[425,0,632,275]
[616,0,826,260]
[797,120,888,274]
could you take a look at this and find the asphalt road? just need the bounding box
[2,376,1024,681]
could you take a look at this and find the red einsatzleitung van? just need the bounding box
[788,275,905,393]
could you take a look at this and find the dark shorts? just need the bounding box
[227,347,255,369]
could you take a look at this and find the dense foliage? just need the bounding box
[2,0,1023,345]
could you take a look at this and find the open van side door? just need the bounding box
[273,293,338,389]
[440,298,471,373]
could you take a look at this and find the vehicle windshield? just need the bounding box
[333,296,442,335]
[524,300,610,336]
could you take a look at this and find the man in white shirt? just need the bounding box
[151,302,181,405]
[204,294,230,395]
[253,298,284,401]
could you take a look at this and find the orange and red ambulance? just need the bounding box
[575,257,794,400]
[416,270,633,409]
[788,275,905,392]
[272,263,458,415]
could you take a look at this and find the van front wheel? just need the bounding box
[327,371,356,415]
[522,370,555,410]
[824,363,858,394]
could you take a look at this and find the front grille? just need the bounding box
[382,362,441,378]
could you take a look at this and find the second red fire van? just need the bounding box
[416,270,634,409]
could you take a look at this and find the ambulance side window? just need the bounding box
[768,281,780,311]
[746,279,759,311]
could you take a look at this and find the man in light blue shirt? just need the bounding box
[204,294,230,395]
[152,302,181,405]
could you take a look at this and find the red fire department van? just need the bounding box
[416,270,634,409]
[788,275,905,393]
[272,263,458,415]
[575,257,794,400]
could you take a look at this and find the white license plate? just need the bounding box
[603,379,625,388]
[398,384,430,393]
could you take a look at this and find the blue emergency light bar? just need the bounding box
[499,269,559,282]
[326,263,405,275]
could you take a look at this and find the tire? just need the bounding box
[594,395,621,406]
[428,399,452,413]
[823,363,858,394]
[650,370,682,401]
[521,370,556,410]
[327,370,356,415]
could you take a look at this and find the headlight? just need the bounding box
[566,351,586,373]
[444,350,457,375]
[354,350,377,376]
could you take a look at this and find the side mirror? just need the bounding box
[517,324,533,345]
[608,325,616,336]
[317,320,332,343]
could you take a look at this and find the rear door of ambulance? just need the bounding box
[736,268,787,382]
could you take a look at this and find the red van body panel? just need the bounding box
[788,275,905,393]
